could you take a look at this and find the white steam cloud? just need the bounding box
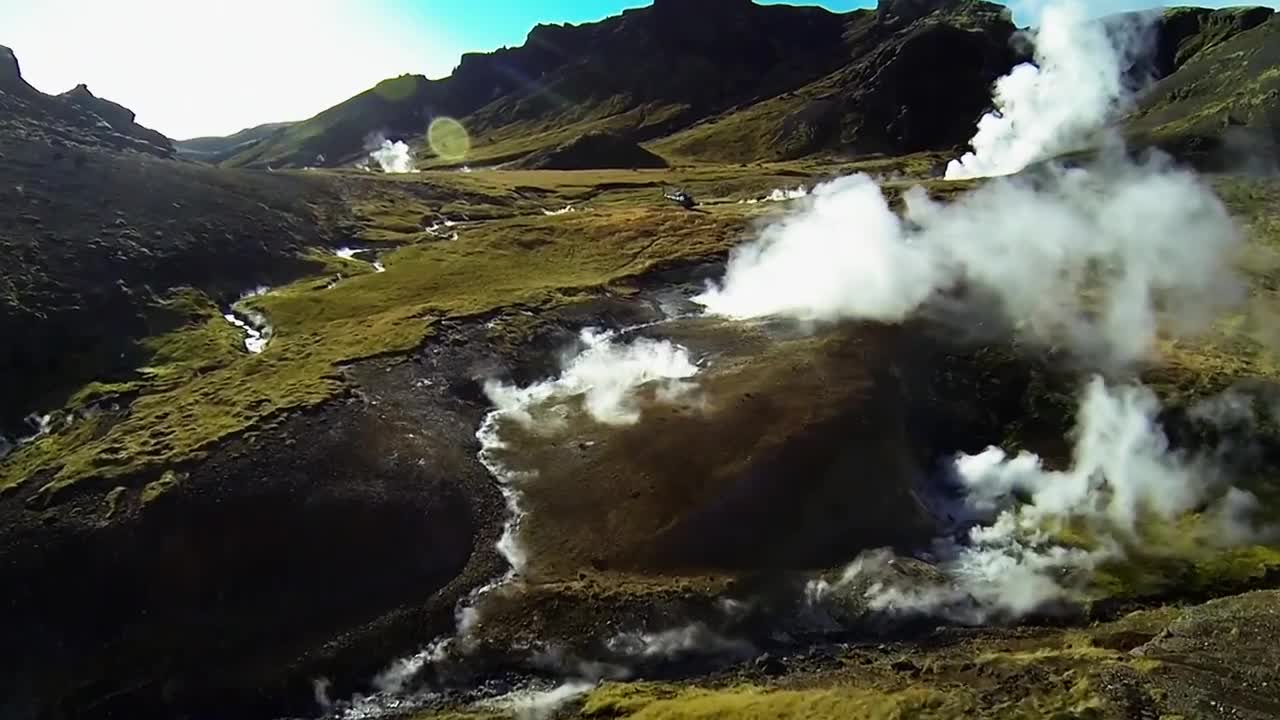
[709,1,1256,624]
[479,681,596,720]
[483,329,700,430]
[605,623,755,663]
[809,377,1271,623]
[698,158,1242,369]
[739,185,810,205]
[370,138,417,173]
[476,329,701,578]
[946,2,1156,179]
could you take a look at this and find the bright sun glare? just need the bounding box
[1,0,459,139]
[428,117,471,161]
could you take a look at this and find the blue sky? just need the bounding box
[1,0,1272,138]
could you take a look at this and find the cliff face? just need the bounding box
[58,83,175,156]
[0,49,174,157]
[1125,7,1280,166]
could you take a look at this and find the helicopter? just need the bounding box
[662,186,697,210]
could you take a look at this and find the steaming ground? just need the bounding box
[810,376,1274,625]
[313,6,1280,715]
[368,135,417,173]
[697,158,1242,370]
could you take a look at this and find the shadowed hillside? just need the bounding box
[0,44,174,158]
[182,1,1280,172]
[1125,7,1280,167]
[218,0,1021,169]
[0,47,353,438]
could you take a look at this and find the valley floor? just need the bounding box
[3,155,1280,720]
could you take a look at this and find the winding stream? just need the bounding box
[223,286,273,354]
[336,246,386,273]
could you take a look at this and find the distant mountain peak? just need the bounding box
[63,83,96,99]
[0,44,23,90]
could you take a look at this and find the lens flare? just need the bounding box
[428,117,470,162]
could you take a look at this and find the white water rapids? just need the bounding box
[336,246,386,273]
[222,286,273,354]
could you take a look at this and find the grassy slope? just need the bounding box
[5,163,1280,674]
[5,158,1280,719]
[221,0,864,170]
[8,164,1280,501]
[225,75,431,168]
[418,102,691,169]
[1127,11,1280,144]
[1,166,803,497]
[175,121,295,163]
[0,135,355,434]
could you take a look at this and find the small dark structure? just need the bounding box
[663,187,697,210]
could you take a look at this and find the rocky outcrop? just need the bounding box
[1124,9,1280,167]
[0,47,174,158]
[1153,5,1275,76]
[0,44,23,90]
[58,84,174,155]
[836,13,1020,155]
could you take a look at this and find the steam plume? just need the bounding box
[605,623,754,663]
[479,681,596,720]
[946,2,1156,179]
[708,0,1256,623]
[809,377,1271,623]
[369,136,417,173]
[476,329,701,577]
[698,158,1242,369]
[483,329,700,430]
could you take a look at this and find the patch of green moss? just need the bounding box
[1091,539,1280,601]
[582,682,965,720]
[581,678,1105,720]
[69,381,145,408]
[140,470,181,505]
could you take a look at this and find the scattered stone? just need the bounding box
[754,653,787,676]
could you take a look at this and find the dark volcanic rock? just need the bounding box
[0,44,21,89]
[0,46,349,433]
[0,341,508,719]
[510,131,669,169]
[1152,6,1275,77]
[59,83,174,156]
[0,46,174,158]
[876,0,965,25]
[796,2,1018,158]
[1125,9,1280,168]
